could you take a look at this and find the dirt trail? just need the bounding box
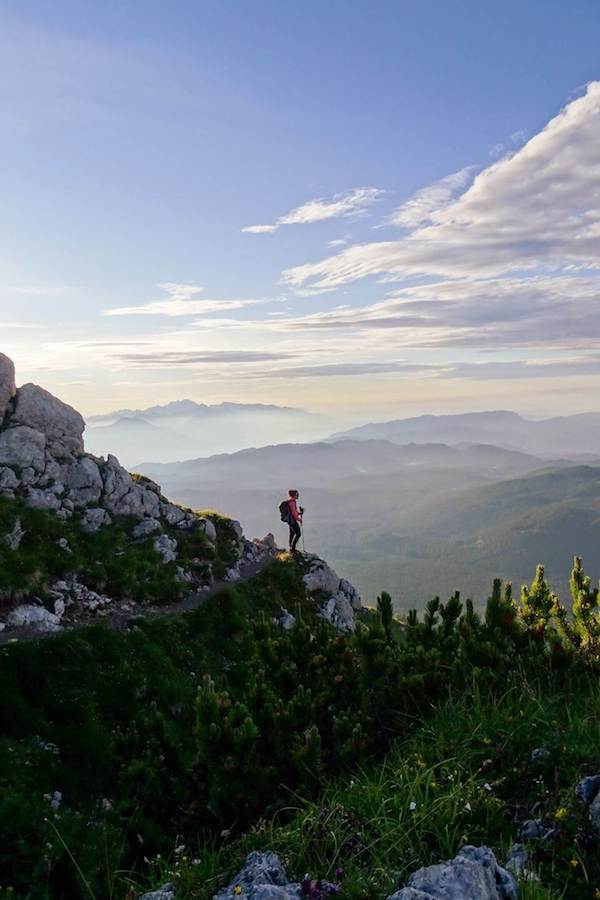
[0,549,284,646]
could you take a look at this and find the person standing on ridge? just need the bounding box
[282,488,303,553]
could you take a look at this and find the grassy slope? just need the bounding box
[0,558,306,899]
[0,494,239,610]
[170,675,600,900]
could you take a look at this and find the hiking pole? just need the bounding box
[300,506,306,553]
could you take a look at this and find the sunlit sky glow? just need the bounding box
[1,1,600,421]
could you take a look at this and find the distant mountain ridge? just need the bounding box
[87,398,300,426]
[85,398,328,467]
[330,410,600,457]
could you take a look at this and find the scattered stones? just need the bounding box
[387,845,518,900]
[576,773,600,805]
[56,537,72,553]
[256,532,277,550]
[132,518,161,540]
[4,517,25,550]
[153,534,178,563]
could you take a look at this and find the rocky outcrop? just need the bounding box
[0,353,16,426]
[386,845,518,900]
[302,555,363,631]
[0,355,232,545]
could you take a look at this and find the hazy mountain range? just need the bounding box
[108,407,599,609]
[85,399,331,466]
[331,410,600,458]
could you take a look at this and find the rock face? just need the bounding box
[214,851,302,899]
[387,845,518,900]
[303,555,363,631]
[0,353,16,426]
[0,356,207,535]
[12,383,85,458]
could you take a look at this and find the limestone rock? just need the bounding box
[303,557,344,595]
[4,518,25,550]
[0,352,16,425]
[12,383,84,458]
[303,556,362,632]
[0,466,19,491]
[576,773,600,805]
[0,425,46,472]
[198,517,217,542]
[153,534,177,563]
[230,519,244,541]
[140,884,177,900]
[214,851,301,900]
[24,487,62,511]
[132,518,161,540]
[7,604,63,632]
[64,457,103,506]
[160,501,187,526]
[589,790,600,835]
[81,507,112,534]
[387,845,518,900]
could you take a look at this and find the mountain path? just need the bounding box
[0,548,286,646]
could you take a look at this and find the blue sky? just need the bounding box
[2,1,600,421]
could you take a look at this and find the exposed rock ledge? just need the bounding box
[0,354,363,636]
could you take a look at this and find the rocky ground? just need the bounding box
[0,352,363,640]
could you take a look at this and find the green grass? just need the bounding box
[0,494,239,608]
[166,674,600,899]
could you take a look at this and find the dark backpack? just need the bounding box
[279,500,291,522]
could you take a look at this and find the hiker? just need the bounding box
[280,489,303,553]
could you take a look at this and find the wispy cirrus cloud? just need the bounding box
[111,350,296,368]
[271,275,600,349]
[104,283,269,316]
[388,166,474,229]
[242,187,383,234]
[282,83,600,291]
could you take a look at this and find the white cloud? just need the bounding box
[388,166,474,229]
[283,83,600,291]
[104,283,268,316]
[242,187,382,234]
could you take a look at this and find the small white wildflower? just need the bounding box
[464,801,472,812]
[409,801,417,811]
[175,844,186,855]
[483,783,492,792]
[192,858,202,865]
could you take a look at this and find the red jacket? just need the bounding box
[288,498,302,522]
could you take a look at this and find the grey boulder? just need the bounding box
[81,507,112,534]
[153,534,178,563]
[214,851,301,900]
[133,518,161,540]
[387,846,518,900]
[64,457,103,506]
[12,383,84,458]
[139,884,177,900]
[7,604,63,632]
[576,774,600,805]
[0,352,16,425]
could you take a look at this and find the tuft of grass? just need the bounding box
[172,675,600,899]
